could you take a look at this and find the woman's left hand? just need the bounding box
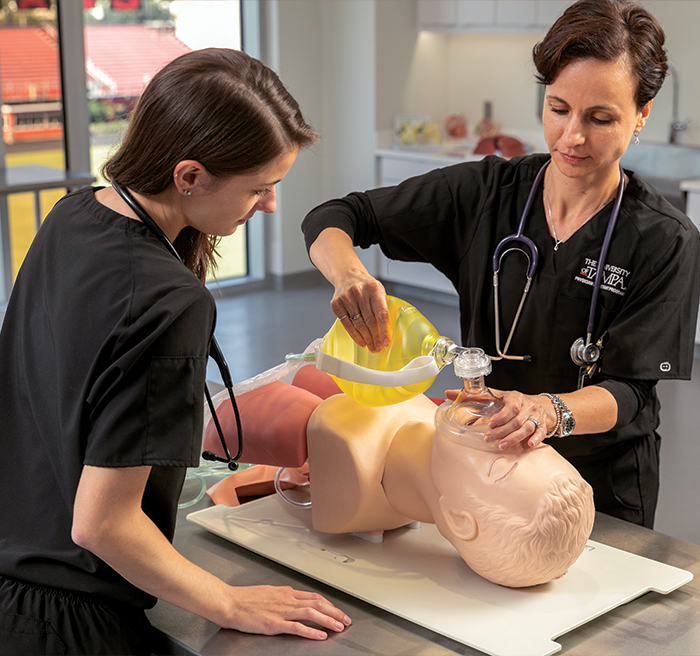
[446,388,556,449]
[487,390,557,449]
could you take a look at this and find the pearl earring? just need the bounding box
[184,189,192,196]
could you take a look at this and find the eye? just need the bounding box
[254,188,272,197]
[590,116,613,126]
[488,457,518,482]
[549,106,568,115]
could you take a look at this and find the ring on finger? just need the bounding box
[350,313,362,321]
[526,417,542,431]
[339,315,348,321]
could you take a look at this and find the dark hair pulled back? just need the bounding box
[103,48,318,281]
[533,0,668,110]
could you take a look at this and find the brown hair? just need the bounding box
[533,0,668,110]
[103,48,318,281]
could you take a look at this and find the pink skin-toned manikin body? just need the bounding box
[204,366,594,587]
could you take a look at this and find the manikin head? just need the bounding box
[431,406,595,587]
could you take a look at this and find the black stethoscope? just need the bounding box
[490,159,625,389]
[112,180,243,470]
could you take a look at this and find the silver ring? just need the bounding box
[339,315,348,321]
[350,313,362,321]
[527,417,542,431]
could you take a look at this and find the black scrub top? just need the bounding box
[0,187,216,607]
[303,153,700,466]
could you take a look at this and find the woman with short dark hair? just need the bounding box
[302,0,700,529]
[0,48,350,654]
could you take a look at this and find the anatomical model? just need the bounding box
[203,366,594,587]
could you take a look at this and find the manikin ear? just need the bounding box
[438,495,478,542]
[172,160,212,195]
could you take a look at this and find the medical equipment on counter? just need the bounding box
[288,296,467,406]
[111,180,242,471]
[492,159,625,389]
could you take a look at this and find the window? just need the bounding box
[84,0,245,283]
[1,0,247,303]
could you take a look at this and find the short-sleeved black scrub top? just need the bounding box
[0,186,216,608]
[303,153,700,526]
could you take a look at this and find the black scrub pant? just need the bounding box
[574,432,661,529]
[0,575,155,655]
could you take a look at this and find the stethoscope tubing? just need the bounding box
[491,158,624,366]
[111,180,243,469]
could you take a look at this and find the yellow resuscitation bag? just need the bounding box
[314,296,460,407]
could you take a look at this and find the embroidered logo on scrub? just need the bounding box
[575,257,630,297]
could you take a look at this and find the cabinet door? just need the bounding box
[456,0,495,27]
[537,0,571,28]
[417,0,457,28]
[495,0,536,27]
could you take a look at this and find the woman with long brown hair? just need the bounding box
[0,48,350,654]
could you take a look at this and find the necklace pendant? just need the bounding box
[553,240,561,252]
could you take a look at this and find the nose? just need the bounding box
[256,187,277,214]
[562,116,586,147]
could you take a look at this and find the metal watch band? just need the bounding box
[539,393,575,438]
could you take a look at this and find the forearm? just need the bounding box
[484,384,618,450]
[73,465,351,639]
[546,385,618,436]
[73,470,233,626]
[308,227,370,288]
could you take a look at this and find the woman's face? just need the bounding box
[189,147,298,237]
[543,56,649,184]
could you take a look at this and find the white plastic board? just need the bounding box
[188,496,692,656]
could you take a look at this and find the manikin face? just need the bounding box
[543,56,649,185]
[432,431,580,521]
[186,147,298,237]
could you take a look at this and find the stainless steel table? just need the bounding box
[147,497,700,656]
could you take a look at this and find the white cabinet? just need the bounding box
[417,0,457,28]
[495,1,537,28]
[418,0,571,32]
[537,0,570,27]
[455,0,494,27]
[374,153,461,295]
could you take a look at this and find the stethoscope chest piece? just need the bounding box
[570,337,600,367]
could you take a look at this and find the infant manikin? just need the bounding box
[203,366,594,588]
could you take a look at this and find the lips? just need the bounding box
[559,151,587,164]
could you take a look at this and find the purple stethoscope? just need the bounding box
[490,159,625,388]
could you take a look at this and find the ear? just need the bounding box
[172,160,211,196]
[438,495,478,542]
[637,100,653,130]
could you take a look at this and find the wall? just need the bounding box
[378,0,700,149]
[640,0,700,146]
[262,0,376,278]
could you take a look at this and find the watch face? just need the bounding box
[561,411,575,435]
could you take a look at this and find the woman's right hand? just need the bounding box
[308,228,391,353]
[331,273,391,353]
[223,584,352,640]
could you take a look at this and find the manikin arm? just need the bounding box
[72,465,351,640]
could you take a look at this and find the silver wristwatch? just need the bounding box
[539,393,575,438]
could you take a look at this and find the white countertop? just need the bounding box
[680,178,700,193]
